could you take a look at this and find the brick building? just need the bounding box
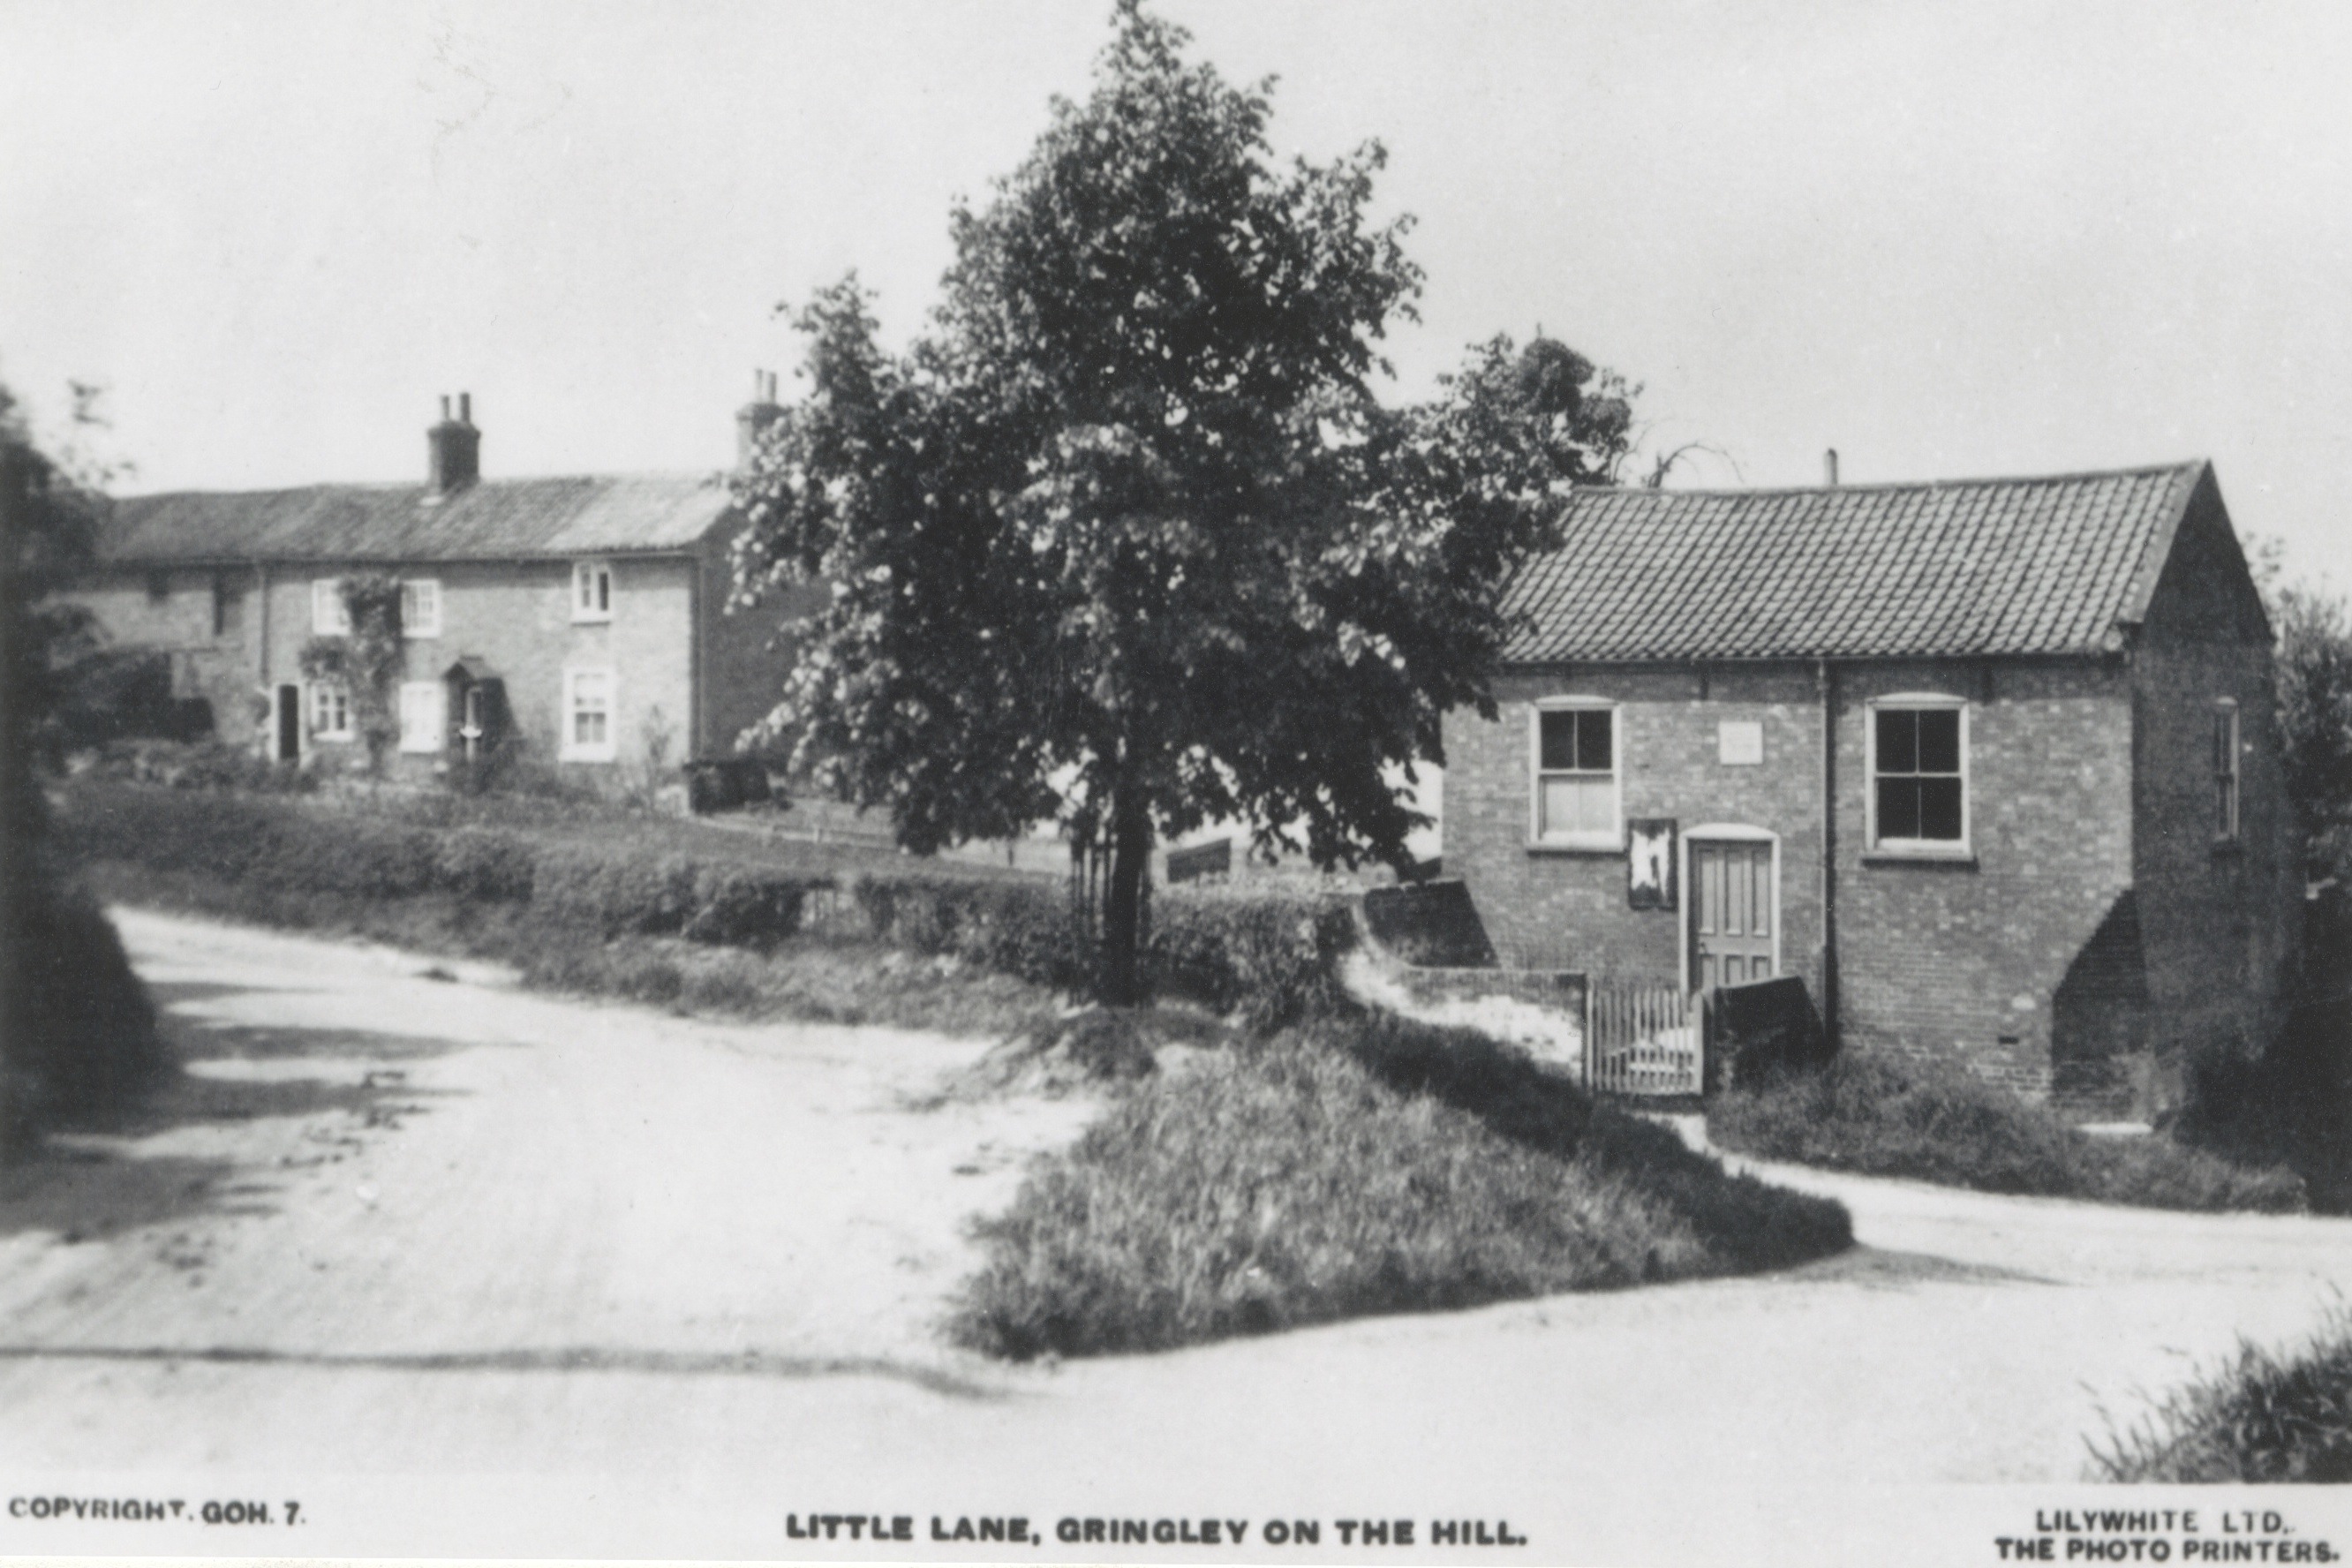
[1441,460,2299,1120]
[64,388,819,786]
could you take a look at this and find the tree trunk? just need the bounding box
[1098,784,1153,1007]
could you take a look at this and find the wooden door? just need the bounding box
[275,683,301,763]
[1692,841,1774,989]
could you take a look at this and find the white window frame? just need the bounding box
[1866,693,1972,857]
[1527,697,1623,851]
[309,681,353,743]
[572,560,614,623]
[562,667,617,763]
[399,578,442,639]
[311,577,351,635]
[2214,698,2241,843]
[398,681,446,754]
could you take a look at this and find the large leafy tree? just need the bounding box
[1,381,164,1148]
[731,2,1632,1002]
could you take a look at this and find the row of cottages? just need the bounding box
[1443,460,2300,1122]
[70,389,818,780]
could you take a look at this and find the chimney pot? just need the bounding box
[1823,448,1840,486]
[428,394,481,495]
[736,369,785,468]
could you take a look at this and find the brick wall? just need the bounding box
[696,534,822,760]
[1442,655,2140,1109]
[1834,659,2135,1107]
[2128,481,2300,1115]
[66,569,262,739]
[1444,664,1826,984]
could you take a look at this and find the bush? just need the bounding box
[682,863,814,948]
[531,844,701,937]
[2090,1305,2352,1482]
[431,827,539,904]
[2,874,170,1150]
[1710,1053,2305,1213]
[851,871,1094,989]
[1147,885,1354,1028]
[948,1013,1851,1360]
[82,737,315,795]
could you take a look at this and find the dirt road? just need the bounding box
[7,909,2352,1557]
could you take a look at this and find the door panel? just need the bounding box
[1692,841,1774,990]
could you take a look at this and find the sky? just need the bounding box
[4,0,2350,592]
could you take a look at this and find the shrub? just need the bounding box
[431,827,539,904]
[948,1013,1851,1360]
[682,863,815,948]
[2089,1305,2352,1482]
[1710,1053,2305,1213]
[1148,885,1354,1028]
[2,875,170,1150]
[84,737,314,794]
[850,871,1093,989]
[530,844,701,937]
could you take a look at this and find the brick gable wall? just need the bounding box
[2127,486,2300,1117]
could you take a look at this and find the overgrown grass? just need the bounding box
[1709,1053,2305,1213]
[947,1012,1852,1360]
[2089,1304,2352,1482]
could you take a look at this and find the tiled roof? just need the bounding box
[97,474,734,565]
[1500,461,2212,663]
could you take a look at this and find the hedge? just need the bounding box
[58,782,1361,1023]
[57,784,827,948]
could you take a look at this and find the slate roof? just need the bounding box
[1500,460,2213,664]
[96,474,734,566]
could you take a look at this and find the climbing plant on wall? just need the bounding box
[298,572,403,774]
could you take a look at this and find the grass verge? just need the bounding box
[77,858,1063,1040]
[2089,1304,2352,1482]
[946,1011,1852,1360]
[1708,1053,2304,1213]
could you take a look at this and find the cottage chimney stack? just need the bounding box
[1823,448,1840,486]
[428,391,481,496]
[736,368,785,467]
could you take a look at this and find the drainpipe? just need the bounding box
[1818,656,1841,1051]
[255,559,271,758]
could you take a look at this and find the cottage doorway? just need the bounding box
[1690,839,1774,988]
[274,683,301,763]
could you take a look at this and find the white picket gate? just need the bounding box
[1583,982,1704,1096]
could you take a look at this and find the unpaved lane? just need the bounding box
[0,908,1090,1375]
[6,908,2352,1542]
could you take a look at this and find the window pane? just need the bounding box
[1539,711,1576,771]
[1576,708,1612,772]
[1918,776,1964,840]
[1540,776,1574,834]
[1876,710,1918,774]
[1878,778,1921,841]
[1917,708,1960,773]
[1577,776,1616,834]
[597,571,610,613]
